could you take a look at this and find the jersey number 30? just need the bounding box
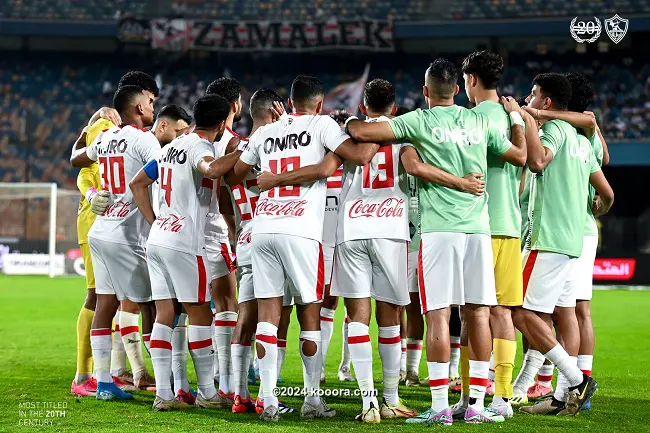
[98,156,126,194]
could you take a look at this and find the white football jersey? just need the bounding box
[88,124,160,246]
[336,116,411,243]
[240,113,350,242]
[227,138,258,266]
[322,166,343,247]
[147,132,214,255]
[205,127,238,244]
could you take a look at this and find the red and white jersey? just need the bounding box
[240,113,350,242]
[323,166,343,247]
[205,126,238,244]
[336,116,411,244]
[227,138,258,266]
[147,132,214,255]
[88,124,160,246]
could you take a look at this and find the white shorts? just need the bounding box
[251,233,324,305]
[323,245,335,286]
[522,249,577,313]
[331,238,409,306]
[147,244,209,303]
[571,236,598,301]
[418,232,497,312]
[89,238,151,303]
[206,240,236,280]
[237,263,294,307]
[407,249,419,294]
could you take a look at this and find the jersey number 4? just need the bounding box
[160,167,173,206]
[362,147,395,189]
[98,156,126,194]
[268,157,301,197]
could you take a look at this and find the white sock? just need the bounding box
[320,308,335,370]
[348,322,377,410]
[277,339,287,377]
[468,360,489,410]
[449,336,461,378]
[110,313,127,377]
[488,352,495,382]
[554,356,577,402]
[513,350,545,395]
[577,354,593,376]
[214,311,237,395]
[119,311,146,380]
[427,361,449,412]
[406,338,422,374]
[545,344,584,388]
[300,330,322,406]
[378,325,401,405]
[150,323,174,400]
[231,342,252,399]
[171,313,189,393]
[189,325,217,399]
[91,328,113,384]
[537,362,555,388]
[340,315,351,368]
[256,322,278,408]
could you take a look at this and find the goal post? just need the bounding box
[0,182,81,278]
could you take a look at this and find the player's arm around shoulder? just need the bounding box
[496,96,526,167]
[256,151,343,192]
[524,113,556,173]
[399,145,485,196]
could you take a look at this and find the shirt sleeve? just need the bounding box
[239,135,260,166]
[389,110,422,141]
[188,140,215,170]
[540,121,564,156]
[318,116,350,152]
[589,147,601,174]
[137,132,162,164]
[486,117,512,156]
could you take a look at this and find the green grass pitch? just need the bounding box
[1,275,648,432]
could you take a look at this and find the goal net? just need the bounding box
[0,183,82,277]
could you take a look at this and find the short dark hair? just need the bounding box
[532,73,572,111]
[157,104,192,125]
[461,50,504,90]
[118,71,159,97]
[193,94,231,129]
[205,77,241,104]
[113,85,144,115]
[290,75,324,103]
[250,88,283,121]
[565,72,594,113]
[426,59,459,99]
[363,79,395,112]
[394,106,412,116]
[329,109,352,126]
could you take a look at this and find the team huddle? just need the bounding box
[68,49,613,425]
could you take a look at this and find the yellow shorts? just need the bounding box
[491,236,523,306]
[80,243,95,289]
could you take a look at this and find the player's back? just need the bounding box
[241,113,349,242]
[323,166,343,247]
[337,116,410,243]
[148,132,214,255]
[89,124,160,246]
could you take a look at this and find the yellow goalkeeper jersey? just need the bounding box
[77,118,114,245]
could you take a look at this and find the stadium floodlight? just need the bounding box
[0,183,80,278]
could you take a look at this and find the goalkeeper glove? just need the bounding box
[85,188,110,215]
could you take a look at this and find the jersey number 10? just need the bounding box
[268,157,301,197]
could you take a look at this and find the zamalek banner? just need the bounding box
[148,19,393,52]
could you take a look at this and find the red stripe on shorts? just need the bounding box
[522,250,539,297]
[90,328,112,336]
[378,336,401,345]
[220,243,236,273]
[188,338,212,350]
[119,326,139,336]
[214,320,237,327]
[418,241,428,313]
[470,377,489,387]
[256,334,277,345]
[429,378,449,387]
[150,339,172,350]
[197,255,207,303]
[316,243,324,301]
[348,335,371,344]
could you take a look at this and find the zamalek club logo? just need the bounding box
[570,14,628,44]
